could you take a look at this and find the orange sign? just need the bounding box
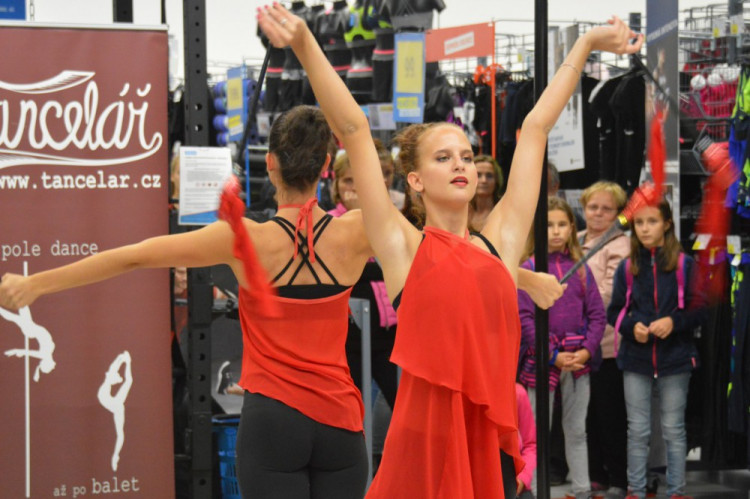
[425,22,495,62]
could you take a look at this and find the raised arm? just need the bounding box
[482,18,643,276]
[258,5,418,294]
[0,221,238,310]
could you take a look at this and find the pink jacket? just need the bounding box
[578,229,630,359]
[516,383,537,491]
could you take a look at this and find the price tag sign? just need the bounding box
[727,235,741,254]
[692,233,711,250]
[393,32,425,123]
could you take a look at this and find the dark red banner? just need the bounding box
[0,25,172,498]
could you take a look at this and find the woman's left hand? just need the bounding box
[586,16,644,56]
[648,316,674,339]
[257,3,307,49]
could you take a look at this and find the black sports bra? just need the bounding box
[270,214,348,300]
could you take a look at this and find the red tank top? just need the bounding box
[367,227,523,498]
[236,287,364,432]
[219,182,364,432]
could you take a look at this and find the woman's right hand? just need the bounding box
[0,273,37,310]
[257,3,308,49]
[585,16,644,56]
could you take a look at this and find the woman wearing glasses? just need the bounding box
[578,181,630,499]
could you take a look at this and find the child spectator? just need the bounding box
[608,200,707,499]
[518,196,606,499]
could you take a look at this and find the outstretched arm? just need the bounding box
[258,5,419,298]
[0,221,238,310]
[482,18,643,278]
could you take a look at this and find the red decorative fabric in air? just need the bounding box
[278,198,318,263]
[366,227,523,499]
[222,185,363,432]
[218,178,279,318]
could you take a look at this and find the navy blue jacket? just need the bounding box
[607,247,707,377]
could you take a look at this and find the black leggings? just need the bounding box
[501,450,518,499]
[236,392,369,499]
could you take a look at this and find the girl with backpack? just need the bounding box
[518,196,606,499]
[607,199,707,499]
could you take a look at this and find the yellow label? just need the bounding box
[226,78,243,110]
[228,115,242,129]
[396,40,424,94]
[397,96,419,109]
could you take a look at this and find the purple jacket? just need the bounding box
[517,251,606,388]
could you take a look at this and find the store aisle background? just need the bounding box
[28,0,717,84]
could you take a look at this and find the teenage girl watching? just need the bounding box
[608,200,707,499]
[256,5,643,497]
[518,196,606,499]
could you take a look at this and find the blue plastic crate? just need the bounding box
[213,417,240,499]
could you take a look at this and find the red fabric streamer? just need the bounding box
[694,141,740,302]
[620,181,660,224]
[218,176,280,317]
[648,109,666,202]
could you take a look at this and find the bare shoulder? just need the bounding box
[326,209,371,255]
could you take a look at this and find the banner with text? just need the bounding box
[647,0,680,237]
[425,22,494,62]
[393,32,426,123]
[547,25,585,172]
[0,24,173,498]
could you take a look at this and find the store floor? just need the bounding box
[547,468,750,499]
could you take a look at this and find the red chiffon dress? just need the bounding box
[366,227,524,499]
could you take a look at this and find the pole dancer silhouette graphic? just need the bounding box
[1,261,56,498]
[97,351,133,471]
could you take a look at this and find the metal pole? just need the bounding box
[183,1,213,497]
[533,1,550,498]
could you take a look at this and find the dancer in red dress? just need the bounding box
[258,5,642,498]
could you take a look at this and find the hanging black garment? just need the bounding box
[589,72,626,182]
[694,262,747,466]
[424,73,455,123]
[498,79,534,173]
[372,27,394,102]
[608,71,646,195]
[257,26,286,113]
[728,261,750,434]
[301,4,327,105]
[315,0,351,80]
[470,83,491,151]
[279,1,313,111]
